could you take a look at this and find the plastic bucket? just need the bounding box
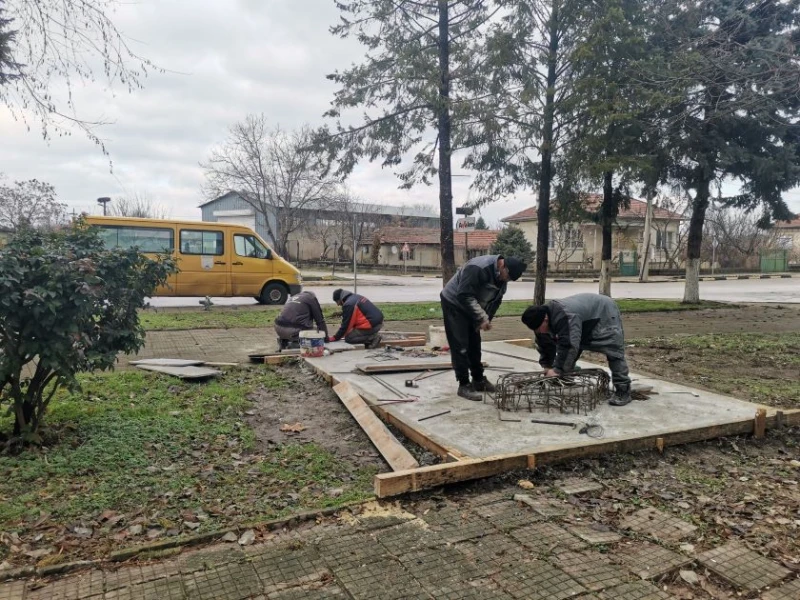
[299,330,326,358]
[428,325,448,349]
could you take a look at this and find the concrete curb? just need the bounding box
[0,499,372,582]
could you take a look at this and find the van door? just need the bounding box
[231,232,274,297]
[176,227,231,296]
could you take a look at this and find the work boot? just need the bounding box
[609,387,632,406]
[458,383,483,402]
[472,378,496,393]
[365,334,382,349]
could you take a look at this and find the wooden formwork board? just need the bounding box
[374,409,800,497]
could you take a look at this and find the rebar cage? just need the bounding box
[494,369,611,414]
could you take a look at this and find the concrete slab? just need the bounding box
[620,507,698,542]
[697,541,791,592]
[306,341,780,460]
[615,541,693,580]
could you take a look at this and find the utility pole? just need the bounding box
[353,219,358,294]
[97,197,111,216]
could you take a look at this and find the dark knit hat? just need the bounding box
[504,257,527,281]
[332,289,345,303]
[521,305,549,330]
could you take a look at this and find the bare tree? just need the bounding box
[0,176,66,230]
[109,191,169,219]
[648,195,689,270]
[202,116,340,256]
[549,221,583,271]
[1,0,156,146]
[702,205,781,271]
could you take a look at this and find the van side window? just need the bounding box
[180,230,224,255]
[95,225,174,253]
[234,234,269,259]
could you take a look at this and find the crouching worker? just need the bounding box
[329,289,384,349]
[274,291,329,350]
[521,293,632,406]
[440,255,527,401]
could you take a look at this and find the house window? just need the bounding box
[401,246,415,260]
[180,230,224,255]
[656,230,675,250]
[549,225,584,249]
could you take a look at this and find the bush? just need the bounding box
[490,227,534,265]
[0,221,175,444]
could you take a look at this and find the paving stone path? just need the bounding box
[2,481,797,600]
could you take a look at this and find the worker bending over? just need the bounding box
[274,291,328,350]
[328,289,384,349]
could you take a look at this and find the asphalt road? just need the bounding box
[147,272,800,307]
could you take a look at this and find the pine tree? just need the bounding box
[474,216,488,230]
[489,227,534,264]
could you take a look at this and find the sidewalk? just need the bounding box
[3,480,796,599]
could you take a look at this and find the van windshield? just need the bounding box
[234,234,269,259]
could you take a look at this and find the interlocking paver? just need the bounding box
[619,508,697,542]
[249,542,329,595]
[762,578,800,600]
[104,575,186,600]
[463,488,516,508]
[398,545,493,597]
[27,570,104,600]
[494,559,586,600]
[475,500,540,532]
[548,551,628,592]
[0,580,26,600]
[510,522,587,555]
[514,495,569,519]
[374,520,445,555]
[568,525,622,545]
[331,556,425,600]
[614,541,693,580]
[598,580,676,600]
[698,541,791,592]
[417,505,494,543]
[455,533,525,568]
[557,478,603,496]
[182,562,261,600]
[317,532,387,569]
[179,546,245,574]
[267,582,348,599]
[104,562,183,593]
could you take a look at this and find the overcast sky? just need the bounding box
[2,0,798,227]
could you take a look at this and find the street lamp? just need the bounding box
[97,197,111,216]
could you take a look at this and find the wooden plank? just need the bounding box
[129,358,205,367]
[370,404,467,461]
[135,365,220,380]
[356,360,486,374]
[374,410,800,497]
[375,455,530,497]
[333,382,420,472]
[754,408,767,439]
[378,338,427,348]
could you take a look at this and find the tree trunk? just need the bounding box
[533,0,560,306]
[683,172,711,303]
[599,171,614,297]
[437,0,456,285]
[13,401,35,437]
[639,191,654,282]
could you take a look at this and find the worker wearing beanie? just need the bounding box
[329,289,384,349]
[521,293,632,406]
[440,255,527,401]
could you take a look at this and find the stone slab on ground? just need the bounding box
[514,495,570,519]
[474,500,541,532]
[331,555,425,600]
[105,574,186,600]
[557,478,604,496]
[620,507,698,542]
[26,569,104,600]
[0,581,26,600]
[493,559,586,600]
[134,364,221,380]
[697,541,792,592]
[417,504,495,544]
[455,533,525,568]
[182,561,262,600]
[614,541,694,580]
[510,522,588,555]
[598,580,677,599]
[762,578,800,600]
[549,550,630,592]
[568,524,623,545]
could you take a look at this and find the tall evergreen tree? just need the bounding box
[474,216,488,230]
[321,0,498,283]
[649,0,800,302]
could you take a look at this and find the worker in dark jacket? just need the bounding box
[440,254,527,401]
[521,293,632,406]
[328,289,384,348]
[274,291,329,350]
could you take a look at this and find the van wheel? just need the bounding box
[259,283,288,305]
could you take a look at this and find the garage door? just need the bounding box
[214,214,256,231]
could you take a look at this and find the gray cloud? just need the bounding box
[0,0,796,226]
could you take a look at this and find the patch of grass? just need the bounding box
[0,368,376,548]
[629,332,800,407]
[140,299,727,331]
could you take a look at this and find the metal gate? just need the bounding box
[760,249,788,273]
[618,250,639,276]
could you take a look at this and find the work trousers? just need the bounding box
[274,324,302,343]
[345,323,383,346]
[576,348,631,391]
[441,298,484,385]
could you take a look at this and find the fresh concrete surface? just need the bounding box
[307,341,779,459]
